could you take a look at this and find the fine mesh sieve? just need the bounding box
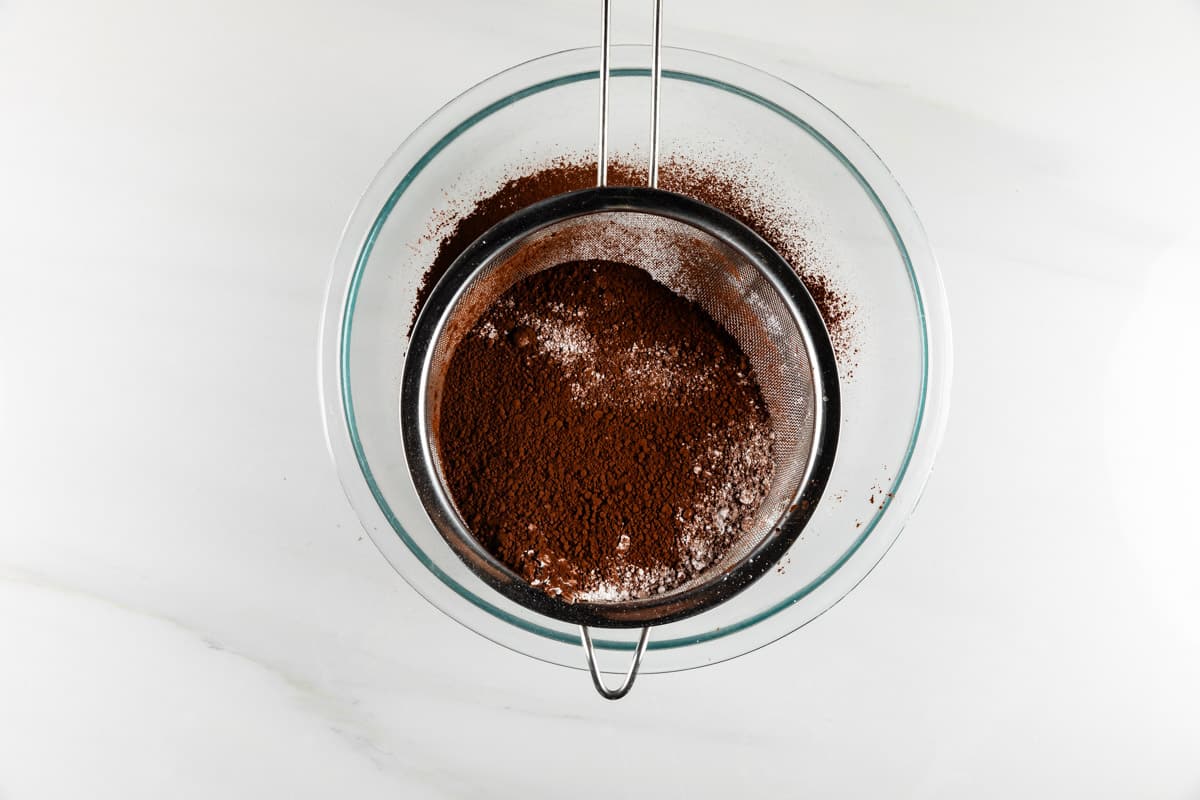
[401,189,839,676]
[400,0,838,699]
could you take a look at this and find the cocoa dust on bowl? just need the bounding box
[437,259,774,603]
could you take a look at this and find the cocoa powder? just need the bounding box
[412,155,856,361]
[437,260,773,602]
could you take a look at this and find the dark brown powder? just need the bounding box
[437,260,774,602]
[412,155,857,362]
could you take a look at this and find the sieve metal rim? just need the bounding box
[401,186,840,628]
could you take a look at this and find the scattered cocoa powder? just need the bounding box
[437,260,774,602]
[413,159,634,336]
[411,155,857,362]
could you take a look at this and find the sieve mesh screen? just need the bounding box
[422,208,817,604]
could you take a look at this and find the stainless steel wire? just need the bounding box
[596,0,611,187]
[649,0,663,187]
[596,0,664,188]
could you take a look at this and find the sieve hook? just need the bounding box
[597,0,664,189]
[581,625,651,700]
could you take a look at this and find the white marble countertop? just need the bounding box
[2,0,1199,797]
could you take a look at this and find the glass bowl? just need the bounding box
[320,46,951,674]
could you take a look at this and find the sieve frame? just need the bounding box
[401,186,840,628]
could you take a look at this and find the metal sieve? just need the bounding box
[400,0,839,698]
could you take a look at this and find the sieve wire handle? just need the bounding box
[584,0,661,701]
[597,0,664,189]
[580,625,651,700]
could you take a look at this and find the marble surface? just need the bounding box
[2,0,1199,796]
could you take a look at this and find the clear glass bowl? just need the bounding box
[320,46,951,674]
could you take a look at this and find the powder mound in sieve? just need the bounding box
[437,259,775,602]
